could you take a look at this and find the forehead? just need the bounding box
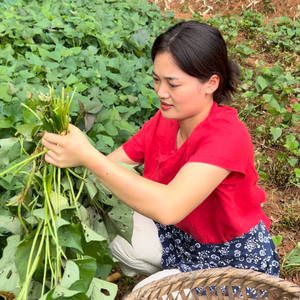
[153,52,187,78]
[153,53,180,72]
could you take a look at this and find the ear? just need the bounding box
[206,75,220,94]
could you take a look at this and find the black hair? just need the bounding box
[151,21,240,104]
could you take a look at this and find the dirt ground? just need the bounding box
[114,1,300,298]
[152,0,300,20]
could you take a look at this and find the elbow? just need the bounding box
[154,210,186,226]
[150,189,189,225]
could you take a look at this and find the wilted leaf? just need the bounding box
[84,113,95,132]
[84,100,103,114]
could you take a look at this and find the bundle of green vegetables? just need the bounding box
[0,87,134,300]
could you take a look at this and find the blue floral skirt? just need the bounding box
[155,221,280,276]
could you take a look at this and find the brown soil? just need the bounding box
[153,0,300,20]
[114,1,300,298]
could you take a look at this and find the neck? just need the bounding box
[179,101,214,138]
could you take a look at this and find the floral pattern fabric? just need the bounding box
[155,221,280,277]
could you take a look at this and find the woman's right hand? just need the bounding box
[42,124,97,168]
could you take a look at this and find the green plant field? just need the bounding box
[0,0,299,298]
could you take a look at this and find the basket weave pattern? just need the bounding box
[124,267,300,300]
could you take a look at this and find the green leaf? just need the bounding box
[104,120,118,136]
[47,51,62,62]
[0,115,14,128]
[27,53,44,66]
[54,216,70,228]
[40,288,89,300]
[69,258,97,293]
[52,18,65,28]
[0,235,21,269]
[50,192,69,215]
[270,127,282,142]
[287,158,297,167]
[294,168,300,178]
[255,76,268,92]
[285,247,300,266]
[0,262,21,296]
[19,70,36,79]
[0,214,23,235]
[36,19,51,29]
[271,235,282,246]
[73,82,89,92]
[79,206,108,241]
[87,278,117,300]
[291,103,300,113]
[52,286,89,299]
[80,238,113,279]
[0,137,19,165]
[117,119,135,132]
[85,179,98,200]
[130,29,150,48]
[0,24,6,33]
[15,229,43,284]
[96,134,114,148]
[7,82,20,95]
[0,236,22,294]
[58,224,84,253]
[60,261,80,289]
[82,223,106,243]
[65,74,79,85]
[16,121,42,139]
[103,203,133,244]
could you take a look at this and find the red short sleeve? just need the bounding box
[122,112,160,163]
[187,111,253,180]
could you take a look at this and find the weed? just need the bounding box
[280,200,300,230]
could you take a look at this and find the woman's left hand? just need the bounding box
[42,124,96,168]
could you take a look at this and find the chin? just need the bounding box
[160,110,177,120]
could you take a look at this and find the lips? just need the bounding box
[160,101,173,110]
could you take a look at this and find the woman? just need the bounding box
[42,21,280,290]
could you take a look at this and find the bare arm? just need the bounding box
[107,146,140,166]
[42,125,230,225]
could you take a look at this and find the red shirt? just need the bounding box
[123,102,270,244]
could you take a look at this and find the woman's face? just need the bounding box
[152,52,215,123]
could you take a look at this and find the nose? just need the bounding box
[155,82,170,99]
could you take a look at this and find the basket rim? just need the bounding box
[124,267,300,300]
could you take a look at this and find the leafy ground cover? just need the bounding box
[0,0,170,298]
[0,0,299,299]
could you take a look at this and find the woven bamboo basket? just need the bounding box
[124,267,300,300]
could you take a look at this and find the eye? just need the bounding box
[169,83,179,88]
[153,77,159,83]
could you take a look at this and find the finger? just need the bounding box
[44,151,61,167]
[68,124,82,137]
[68,124,77,131]
[43,131,64,144]
[42,138,63,152]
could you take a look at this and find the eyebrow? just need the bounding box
[152,70,182,81]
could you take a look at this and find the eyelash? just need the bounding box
[153,78,179,88]
[169,83,179,88]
